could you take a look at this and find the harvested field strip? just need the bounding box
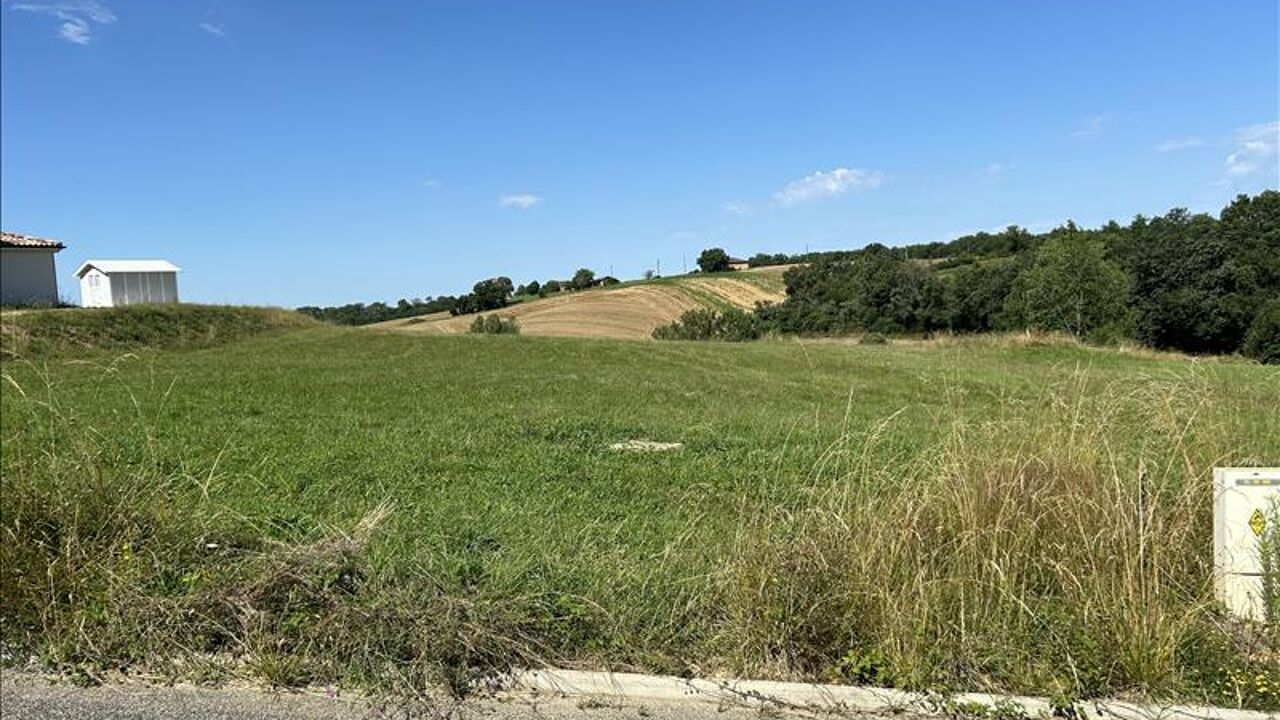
[376,272,787,339]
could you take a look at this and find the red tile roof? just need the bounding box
[1,231,65,250]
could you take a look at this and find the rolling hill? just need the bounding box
[371,265,790,339]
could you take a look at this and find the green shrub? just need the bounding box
[1243,300,1280,364]
[468,314,520,335]
[858,332,888,345]
[652,307,761,341]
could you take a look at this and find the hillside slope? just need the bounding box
[0,304,317,358]
[373,266,789,340]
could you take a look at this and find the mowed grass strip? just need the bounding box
[2,326,1278,704]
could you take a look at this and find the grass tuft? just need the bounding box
[720,373,1278,705]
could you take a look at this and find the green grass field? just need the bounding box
[3,315,1278,705]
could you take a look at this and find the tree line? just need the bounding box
[662,192,1280,362]
[297,296,457,325]
[448,268,618,316]
[298,267,620,325]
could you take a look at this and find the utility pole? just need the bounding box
[682,254,687,273]
[656,258,661,276]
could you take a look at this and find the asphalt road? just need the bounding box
[0,673,849,719]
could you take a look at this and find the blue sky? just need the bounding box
[2,1,1277,307]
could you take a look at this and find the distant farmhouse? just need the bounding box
[77,260,181,308]
[727,256,750,271]
[1,231,65,306]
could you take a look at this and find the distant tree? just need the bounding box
[941,258,1021,333]
[1114,194,1280,353]
[697,248,731,273]
[748,252,791,268]
[1243,299,1280,364]
[544,279,563,293]
[757,244,943,335]
[571,268,595,290]
[524,280,541,297]
[1002,232,1129,339]
[643,269,655,280]
[297,295,456,325]
[451,276,514,315]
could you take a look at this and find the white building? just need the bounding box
[77,260,182,308]
[1,231,65,306]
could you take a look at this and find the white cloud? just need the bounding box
[9,1,116,44]
[979,162,1013,177]
[1072,114,1110,138]
[1154,137,1203,153]
[58,17,89,42]
[198,21,225,37]
[421,178,441,188]
[1225,121,1279,182]
[721,200,753,215]
[771,167,883,207]
[499,194,541,209]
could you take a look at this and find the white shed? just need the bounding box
[1,231,65,306]
[77,260,181,308]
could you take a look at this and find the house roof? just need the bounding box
[76,259,181,277]
[1,230,65,250]
[728,257,748,264]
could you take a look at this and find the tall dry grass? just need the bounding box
[719,370,1276,705]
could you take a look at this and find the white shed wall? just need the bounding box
[107,271,179,306]
[79,269,113,308]
[0,248,60,305]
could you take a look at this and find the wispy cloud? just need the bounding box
[499,193,541,209]
[1154,137,1203,153]
[721,166,882,215]
[1225,121,1279,183]
[198,21,225,37]
[8,1,116,44]
[421,178,441,188]
[1072,114,1110,138]
[978,162,1013,177]
[771,167,883,207]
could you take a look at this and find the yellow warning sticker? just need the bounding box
[1249,509,1266,538]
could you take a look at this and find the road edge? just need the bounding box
[509,669,1278,720]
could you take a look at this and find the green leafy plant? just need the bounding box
[1261,498,1280,648]
[652,307,761,341]
[468,314,520,335]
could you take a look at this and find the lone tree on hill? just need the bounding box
[571,268,596,290]
[697,247,731,273]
